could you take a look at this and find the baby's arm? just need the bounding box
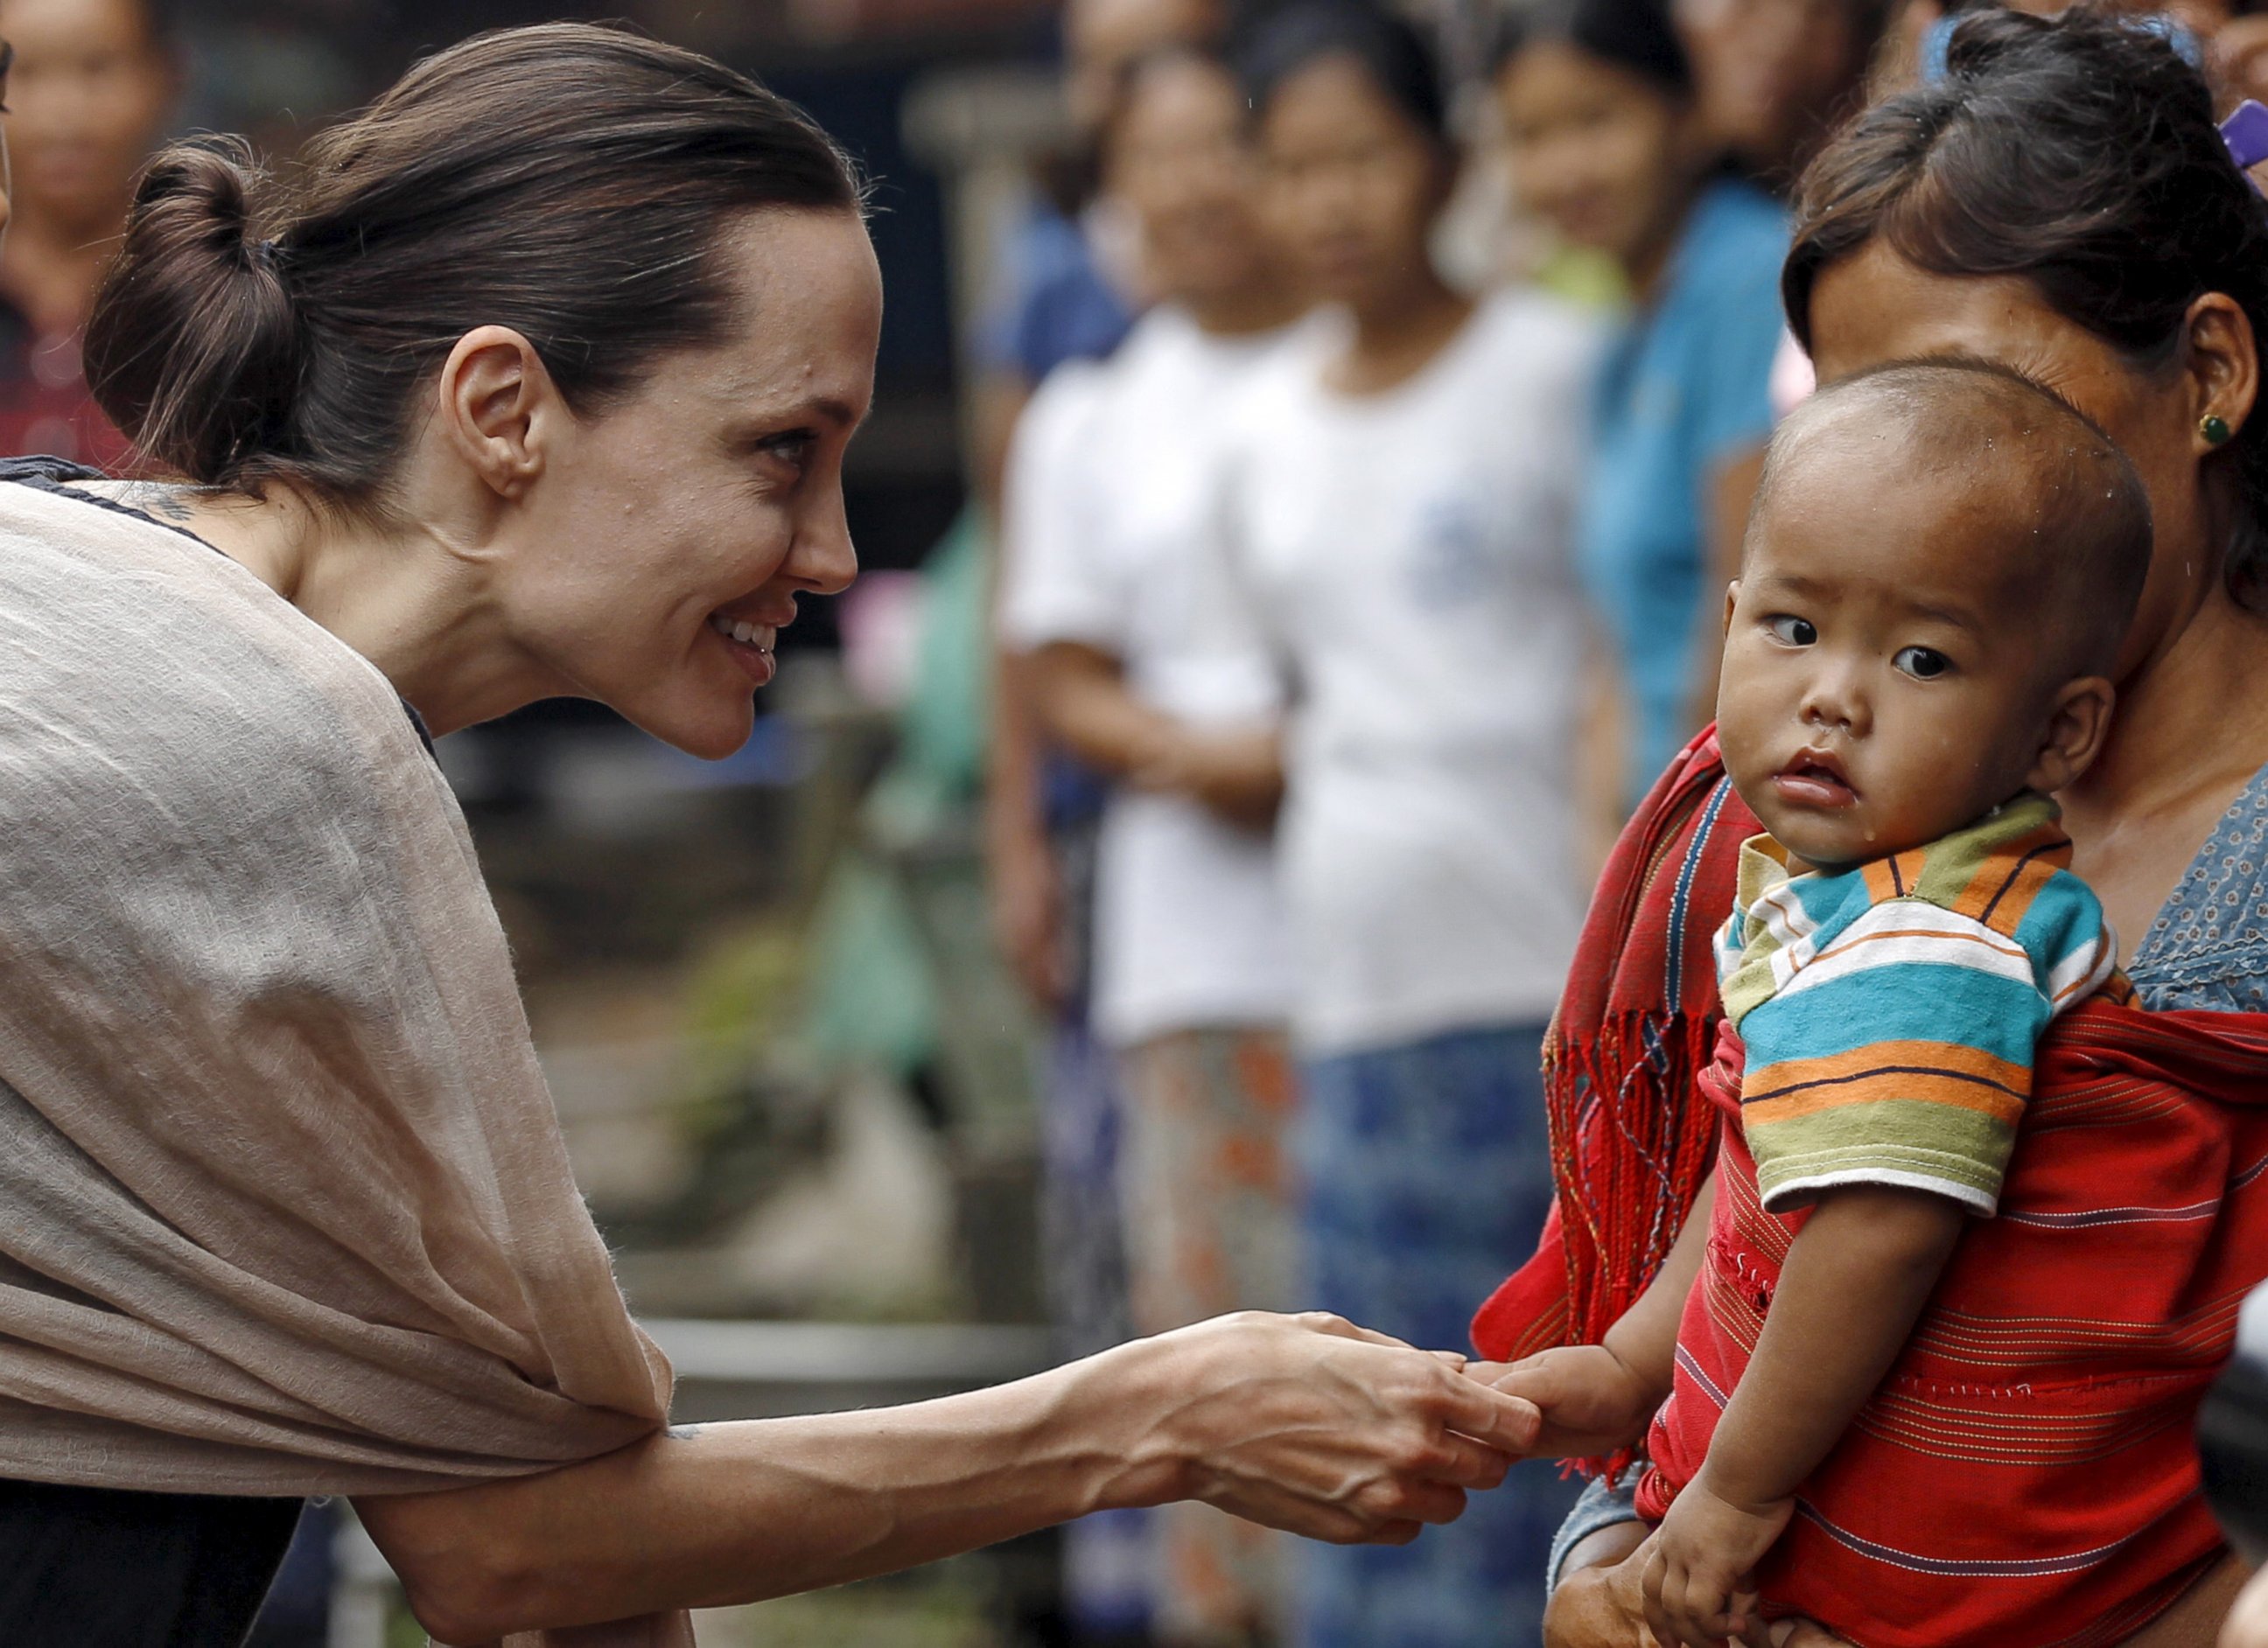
[1644,1185,1964,1648]
[1480,1172,1718,1459]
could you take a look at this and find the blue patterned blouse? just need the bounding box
[2128,763,2268,1013]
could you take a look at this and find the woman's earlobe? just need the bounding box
[2188,292,2260,449]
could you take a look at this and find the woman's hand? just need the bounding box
[1115,1311,1543,1546]
[1473,1344,1669,1461]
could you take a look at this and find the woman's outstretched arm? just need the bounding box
[358,1312,1541,1645]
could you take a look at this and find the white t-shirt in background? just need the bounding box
[1001,307,1301,1048]
[1217,290,1600,1056]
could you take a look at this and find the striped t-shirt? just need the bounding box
[1718,792,2129,1215]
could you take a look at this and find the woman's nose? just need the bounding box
[790,491,858,597]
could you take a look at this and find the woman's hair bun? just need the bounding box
[84,135,302,485]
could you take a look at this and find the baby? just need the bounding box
[1635,360,2152,1645]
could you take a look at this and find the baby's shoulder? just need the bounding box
[1833,840,2110,1008]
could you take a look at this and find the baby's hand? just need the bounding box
[1473,1344,1666,1460]
[1642,1474,1794,1648]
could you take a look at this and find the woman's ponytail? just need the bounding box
[85,136,302,486]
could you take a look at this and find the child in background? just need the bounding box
[1623,359,2151,1645]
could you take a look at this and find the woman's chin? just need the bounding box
[630,693,757,761]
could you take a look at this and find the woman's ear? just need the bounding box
[2026,676,2117,795]
[434,325,562,504]
[2187,290,2259,450]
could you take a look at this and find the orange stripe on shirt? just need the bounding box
[1945,827,2068,931]
[1744,1058,2032,1128]
[1747,1037,2031,1098]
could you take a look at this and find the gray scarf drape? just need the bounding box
[0,480,688,1646]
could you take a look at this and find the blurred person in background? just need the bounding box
[0,0,174,467]
[1000,46,1309,1645]
[1496,0,1785,815]
[977,2,1234,1636]
[1224,5,1599,1640]
[1670,0,1886,190]
[977,0,1221,1347]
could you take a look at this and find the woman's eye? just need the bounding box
[758,431,815,471]
[1894,646,1952,680]
[1765,615,1816,646]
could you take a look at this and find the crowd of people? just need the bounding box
[984,0,2268,1645]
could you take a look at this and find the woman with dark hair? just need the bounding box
[1222,4,1600,1641]
[1496,0,1788,811]
[1475,9,2268,1645]
[0,23,1546,1647]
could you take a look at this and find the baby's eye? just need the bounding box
[1765,614,1816,646]
[1894,646,1952,681]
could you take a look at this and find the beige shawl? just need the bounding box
[0,479,690,1646]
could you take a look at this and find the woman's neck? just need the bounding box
[1330,268,1473,396]
[171,483,555,737]
[2063,580,2268,946]
[2079,586,2268,820]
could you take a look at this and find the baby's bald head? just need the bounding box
[1749,360,2152,679]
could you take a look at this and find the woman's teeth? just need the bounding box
[710,614,776,653]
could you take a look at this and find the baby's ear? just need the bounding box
[1722,580,1740,635]
[2027,676,2117,794]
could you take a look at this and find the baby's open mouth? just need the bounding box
[1774,749,1858,806]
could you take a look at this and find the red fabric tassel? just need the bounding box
[1472,729,1754,1474]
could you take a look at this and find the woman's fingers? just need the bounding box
[1424,1428,1512,1491]
[1157,1314,1558,1549]
[1425,1365,1544,1452]
[1729,1589,1772,1648]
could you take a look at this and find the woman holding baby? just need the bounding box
[1520,9,2268,1647]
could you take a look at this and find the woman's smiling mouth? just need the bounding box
[708,611,780,685]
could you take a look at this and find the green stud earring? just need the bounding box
[2203,413,2234,446]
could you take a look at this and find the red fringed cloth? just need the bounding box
[1473,729,2268,1645]
[1473,729,1754,1386]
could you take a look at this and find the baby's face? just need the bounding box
[1717,464,2075,871]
